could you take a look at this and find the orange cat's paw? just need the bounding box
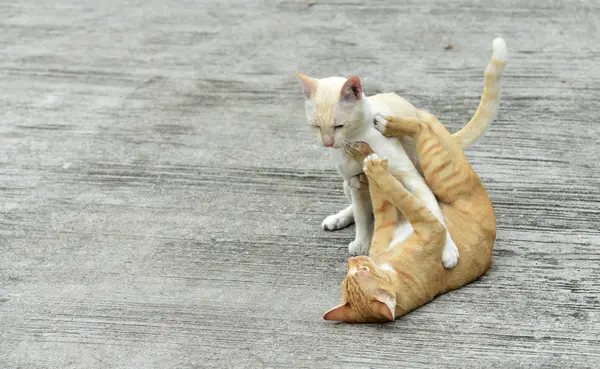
[373,114,391,136]
[363,153,388,177]
[344,141,374,161]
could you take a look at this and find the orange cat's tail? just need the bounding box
[453,37,508,149]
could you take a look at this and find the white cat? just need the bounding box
[296,37,507,268]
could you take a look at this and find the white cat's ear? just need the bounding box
[323,303,355,322]
[296,72,317,99]
[340,76,363,103]
[375,289,396,321]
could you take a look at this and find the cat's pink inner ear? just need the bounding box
[323,303,354,321]
[375,289,396,321]
[375,301,394,321]
[296,72,316,98]
[340,76,362,102]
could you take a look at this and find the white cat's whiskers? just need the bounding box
[334,138,353,150]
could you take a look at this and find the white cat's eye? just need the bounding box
[334,124,344,129]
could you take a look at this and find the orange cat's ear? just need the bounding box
[323,303,355,322]
[296,72,316,99]
[340,76,362,103]
[374,301,394,321]
[375,289,396,321]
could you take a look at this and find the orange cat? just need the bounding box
[323,111,498,323]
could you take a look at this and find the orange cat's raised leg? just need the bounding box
[362,154,445,245]
[374,115,476,204]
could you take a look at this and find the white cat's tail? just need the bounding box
[453,37,508,149]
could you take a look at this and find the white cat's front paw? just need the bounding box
[442,236,460,269]
[322,213,353,231]
[348,238,370,256]
[373,114,388,134]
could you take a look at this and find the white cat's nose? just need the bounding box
[322,135,334,147]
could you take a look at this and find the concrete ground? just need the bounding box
[1,0,599,368]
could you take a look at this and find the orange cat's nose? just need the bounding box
[348,255,368,268]
[348,257,358,268]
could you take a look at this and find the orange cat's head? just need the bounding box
[324,256,396,323]
[296,73,369,148]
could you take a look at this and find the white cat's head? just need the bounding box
[296,73,368,148]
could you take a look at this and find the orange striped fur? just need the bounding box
[324,108,498,324]
[322,38,506,323]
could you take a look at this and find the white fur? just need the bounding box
[300,75,459,267]
[322,205,354,230]
[347,173,367,189]
[373,114,388,132]
[347,186,372,255]
[442,239,459,269]
[492,37,508,62]
[378,263,396,274]
[390,221,414,248]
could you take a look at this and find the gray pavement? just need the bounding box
[1,0,599,368]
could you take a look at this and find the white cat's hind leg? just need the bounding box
[442,233,459,269]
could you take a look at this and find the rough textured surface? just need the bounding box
[1,0,599,368]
